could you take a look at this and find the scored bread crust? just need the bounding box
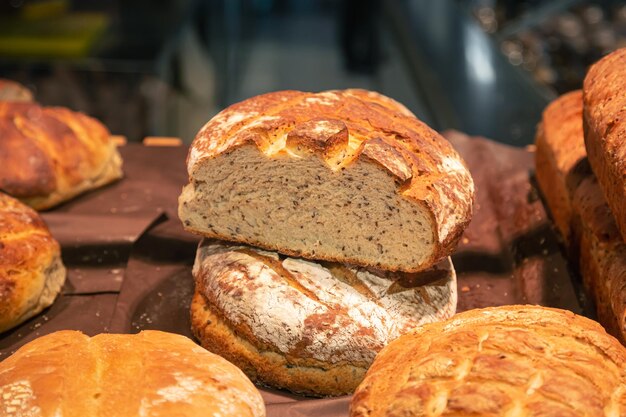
[0,330,266,417]
[535,90,587,244]
[535,91,626,343]
[180,89,474,272]
[191,240,457,396]
[0,192,66,333]
[350,305,626,417]
[583,47,626,242]
[0,95,123,210]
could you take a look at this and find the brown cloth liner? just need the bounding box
[0,132,583,416]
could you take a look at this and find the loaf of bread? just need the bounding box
[583,47,626,242]
[0,330,266,417]
[0,79,33,102]
[0,85,123,210]
[535,90,586,244]
[179,89,474,273]
[0,192,66,333]
[535,91,626,343]
[351,305,626,417]
[191,240,457,396]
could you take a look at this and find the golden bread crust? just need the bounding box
[0,89,123,210]
[0,330,266,417]
[583,47,626,242]
[0,192,65,333]
[351,305,626,417]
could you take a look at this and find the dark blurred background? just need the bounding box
[0,0,624,145]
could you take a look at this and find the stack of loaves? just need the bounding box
[535,48,626,342]
[179,89,475,396]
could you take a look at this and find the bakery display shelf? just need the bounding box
[0,132,585,416]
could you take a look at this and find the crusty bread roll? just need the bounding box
[583,47,626,242]
[191,240,457,396]
[179,89,474,273]
[0,79,33,102]
[0,84,123,210]
[535,90,586,244]
[0,192,65,333]
[351,305,626,417]
[0,330,266,417]
[535,91,626,343]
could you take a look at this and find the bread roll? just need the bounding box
[534,91,626,343]
[0,85,123,210]
[351,305,626,417]
[191,240,457,396]
[534,90,586,244]
[179,89,474,273]
[583,47,626,242]
[0,192,65,333]
[0,330,266,417]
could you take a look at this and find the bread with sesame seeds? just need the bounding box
[190,239,457,396]
[0,330,266,417]
[179,89,474,273]
[350,305,626,417]
[0,80,123,210]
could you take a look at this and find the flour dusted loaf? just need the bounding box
[0,82,123,210]
[179,89,474,272]
[535,91,626,343]
[583,47,626,242]
[0,79,33,102]
[190,240,457,396]
[0,330,266,417]
[351,305,626,417]
[0,192,65,333]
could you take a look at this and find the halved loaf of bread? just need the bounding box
[179,89,474,272]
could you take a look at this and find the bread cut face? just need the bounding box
[191,239,457,396]
[350,305,626,417]
[180,89,474,272]
[0,330,266,417]
[0,192,66,333]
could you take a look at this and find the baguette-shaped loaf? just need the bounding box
[180,89,474,272]
[534,92,626,343]
[0,192,65,333]
[535,90,587,244]
[191,240,457,396]
[351,305,626,417]
[0,86,123,210]
[583,47,626,241]
[0,330,266,417]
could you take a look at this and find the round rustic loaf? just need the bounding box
[179,89,474,273]
[0,81,123,210]
[0,79,33,102]
[191,240,457,396]
[0,330,266,417]
[350,305,626,417]
[0,192,66,333]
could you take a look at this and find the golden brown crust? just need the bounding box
[191,291,366,397]
[0,192,66,333]
[185,89,474,265]
[0,88,123,210]
[350,305,626,417]
[0,330,266,417]
[583,47,626,242]
[534,90,587,244]
[191,240,457,396]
